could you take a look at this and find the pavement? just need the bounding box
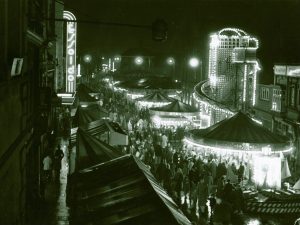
[35,137,70,225]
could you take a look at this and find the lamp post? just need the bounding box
[83,54,92,83]
[166,57,175,77]
[187,57,200,105]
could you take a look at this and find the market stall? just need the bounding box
[149,99,199,128]
[135,91,175,108]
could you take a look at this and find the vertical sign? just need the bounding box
[63,11,77,93]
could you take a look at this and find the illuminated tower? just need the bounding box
[208,28,260,110]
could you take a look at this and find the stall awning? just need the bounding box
[71,155,192,225]
[71,119,127,145]
[73,105,109,127]
[76,128,123,171]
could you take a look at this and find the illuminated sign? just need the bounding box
[274,65,286,75]
[63,11,77,93]
[287,66,300,77]
[274,65,300,77]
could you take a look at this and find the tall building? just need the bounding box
[208,28,259,110]
[194,28,260,127]
[0,0,62,223]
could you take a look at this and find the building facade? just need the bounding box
[0,0,62,223]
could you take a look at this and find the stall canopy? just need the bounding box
[71,155,192,225]
[76,128,123,171]
[77,83,95,93]
[71,119,128,146]
[150,100,198,116]
[136,91,174,103]
[189,111,289,145]
[73,105,108,127]
[77,88,98,102]
[115,77,182,90]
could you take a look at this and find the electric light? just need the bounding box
[114,55,121,62]
[166,57,175,65]
[134,56,143,65]
[246,219,261,225]
[189,57,199,68]
[83,54,92,63]
[243,64,248,102]
[77,64,81,77]
[64,11,77,93]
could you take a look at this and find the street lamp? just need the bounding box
[134,56,144,65]
[83,54,92,83]
[166,57,175,65]
[166,57,175,77]
[83,54,92,63]
[189,57,199,68]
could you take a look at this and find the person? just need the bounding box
[237,162,245,184]
[42,154,52,182]
[53,145,64,182]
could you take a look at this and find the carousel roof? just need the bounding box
[189,111,289,145]
[136,91,175,102]
[150,100,198,113]
[76,128,123,171]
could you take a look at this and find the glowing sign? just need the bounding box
[64,11,77,93]
[287,66,300,77]
[274,65,286,75]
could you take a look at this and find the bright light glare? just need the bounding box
[252,156,281,189]
[210,75,217,86]
[210,35,220,48]
[167,57,175,65]
[246,219,261,225]
[189,57,199,68]
[134,56,143,65]
[83,54,92,63]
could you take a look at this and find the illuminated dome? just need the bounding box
[150,100,198,116]
[218,28,248,36]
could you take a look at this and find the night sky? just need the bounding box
[64,0,300,84]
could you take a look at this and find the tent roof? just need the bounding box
[73,105,109,126]
[136,91,175,102]
[150,100,198,113]
[116,77,182,90]
[189,111,289,145]
[72,155,191,225]
[71,119,127,145]
[77,84,96,93]
[76,128,123,171]
[77,86,98,102]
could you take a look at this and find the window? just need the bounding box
[260,87,269,100]
[272,89,281,112]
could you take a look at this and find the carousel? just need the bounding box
[149,99,199,128]
[184,111,300,214]
[135,91,175,109]
[184,111,293,189]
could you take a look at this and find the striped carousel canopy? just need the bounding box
[150,100,198,116]
[135,91,174,103]
[190,111,289,144]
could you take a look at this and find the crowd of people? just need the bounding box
[89,81,248,225]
